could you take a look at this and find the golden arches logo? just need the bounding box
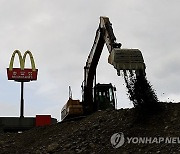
[7,50,38,81]
[9,50,36,71]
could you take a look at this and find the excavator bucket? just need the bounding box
[108,48,146,76]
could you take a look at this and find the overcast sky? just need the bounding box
[0,0,180,121]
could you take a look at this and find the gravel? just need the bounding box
[0,102,180,153]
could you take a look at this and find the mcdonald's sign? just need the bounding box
[7,50,38,82]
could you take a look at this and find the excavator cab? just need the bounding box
[94,83,116,110]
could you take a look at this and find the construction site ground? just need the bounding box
[0,102,180,154]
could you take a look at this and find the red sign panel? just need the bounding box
[35,115,51,126]
[7,68,38,82]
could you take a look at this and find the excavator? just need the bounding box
[61,16,145,121]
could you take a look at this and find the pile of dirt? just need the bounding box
[1,102,180,153]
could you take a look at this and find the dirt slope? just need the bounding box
[0,102,180,154]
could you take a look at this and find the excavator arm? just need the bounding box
[84,17,121,87]
[83,16,145,114]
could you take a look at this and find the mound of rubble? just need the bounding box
[1,102,180,153]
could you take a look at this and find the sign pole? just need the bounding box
[20,82,24,118]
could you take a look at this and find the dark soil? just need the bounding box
[1,102,180,153]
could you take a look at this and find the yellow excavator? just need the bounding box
[61,16,145,121]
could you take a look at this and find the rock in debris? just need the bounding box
[47,142,59,153]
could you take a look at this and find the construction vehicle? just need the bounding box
[61,87,84,120]
[61,16,145,121]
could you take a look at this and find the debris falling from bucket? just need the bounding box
[123,70,160,113]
